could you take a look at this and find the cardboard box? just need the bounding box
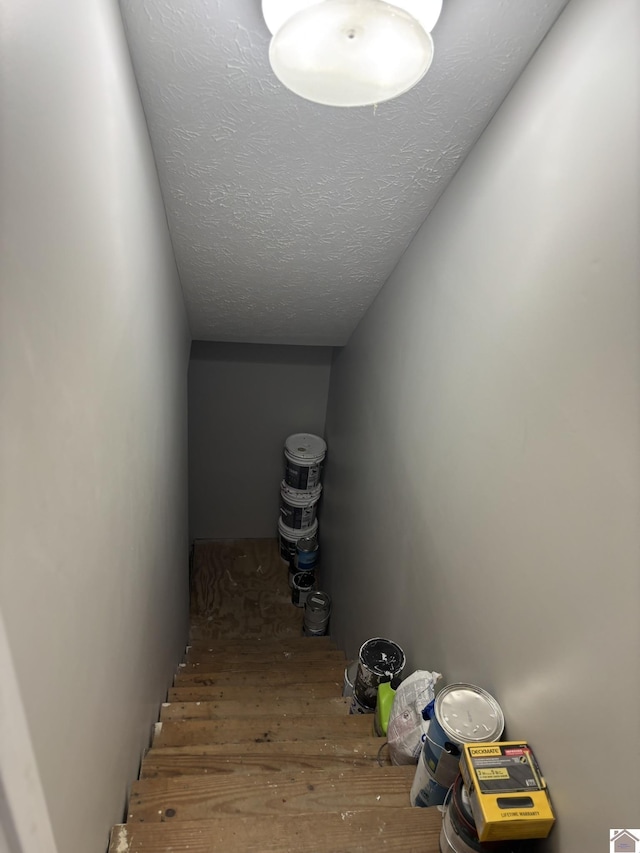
[460,742,555,842]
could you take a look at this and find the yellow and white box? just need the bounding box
[460,742,555,842]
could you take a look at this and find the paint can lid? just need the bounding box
[296,534,318,552]
[434,683,504,744]
[278,517,318,539]
[284,433,327,461]
[358,637,406,678]
[306,591,331,611]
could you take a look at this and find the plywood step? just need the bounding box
[180,649,345,671]
[189,622,304,641]
[110,807,441,852]
[186,636,335,652]
[140,738,391,779]
[173,662,344,688]
[167,681,342,703]
[159,696,351,721]
[128,765,416,822]
[152,713,375,747]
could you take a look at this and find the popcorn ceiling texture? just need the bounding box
[119,0,567,345]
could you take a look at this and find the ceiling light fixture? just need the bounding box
[262,0,442,107]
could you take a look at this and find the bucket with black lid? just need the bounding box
[284,433,326,490]
[354,637,406,710]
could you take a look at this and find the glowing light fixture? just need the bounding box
[262,0,442,107]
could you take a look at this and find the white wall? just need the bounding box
[189,342,333,539]
[0,2,190,852]
[323,1,639,849]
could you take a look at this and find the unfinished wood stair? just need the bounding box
[108,539,441,852]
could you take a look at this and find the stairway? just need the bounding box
[108,539,442,852]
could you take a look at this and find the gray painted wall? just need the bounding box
[0,1,190,851]
[189,342,333,539]
[322,1,639,850]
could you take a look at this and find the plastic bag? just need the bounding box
[386,669,441,765]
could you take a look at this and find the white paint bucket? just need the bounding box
[278,517,318,564]
[303,591,331,636]
[284,433,326,490]
[279,480,322,530]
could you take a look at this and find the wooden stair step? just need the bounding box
[189,622,304,641]
[140,738,391,779]
[174,662,345,688]
[168,681,342,703]
[128,765,416,822]
[186,636,335,652]
[152,713,375,747]
[160,696,351,721]
[111,807,441,852]
[180,649,345,670]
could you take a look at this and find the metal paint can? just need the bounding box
[424,683,504,790]
[343,660,358,698]
[291,571,315,608]
[296,533,319,571]
[349,694,374,715]
[303,590,331,636]
[354,637,406,710]
[440,776,507,852]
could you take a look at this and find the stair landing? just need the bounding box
[108,538,441,851]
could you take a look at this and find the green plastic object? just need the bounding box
[375,681,396,736]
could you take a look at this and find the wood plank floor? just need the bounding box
[109,539,441,852]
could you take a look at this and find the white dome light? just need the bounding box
[266,0,437,107]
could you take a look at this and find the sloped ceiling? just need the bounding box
[119,0,568,345]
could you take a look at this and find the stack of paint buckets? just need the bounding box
[410,683,505,811]
[277,433,329,629]
[347,637,406,716]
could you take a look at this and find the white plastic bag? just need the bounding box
[387,669,441,765]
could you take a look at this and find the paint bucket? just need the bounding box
[303,591,331,636]
[440,775,506,853]
[349,694,374,715]
[279,480,322,530]
[354,637,406,710]
[284,433,326,490]
[410,747,449,807]
[343,660,358,698]
[423,683,504,790]
[291,571,315,608]
[296,533,319,571]
[278,517,318,564]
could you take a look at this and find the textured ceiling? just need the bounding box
[119,0,568,345]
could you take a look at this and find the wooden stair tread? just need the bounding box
[174,662,344,688]
[181,649,346,669]
[186,636,335,651]
[160,696,350,721]
[140,738,391,778]
[167,681,341,703]
[111,808,441,852]
[128,765,416,822]
[153,714,375,747]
